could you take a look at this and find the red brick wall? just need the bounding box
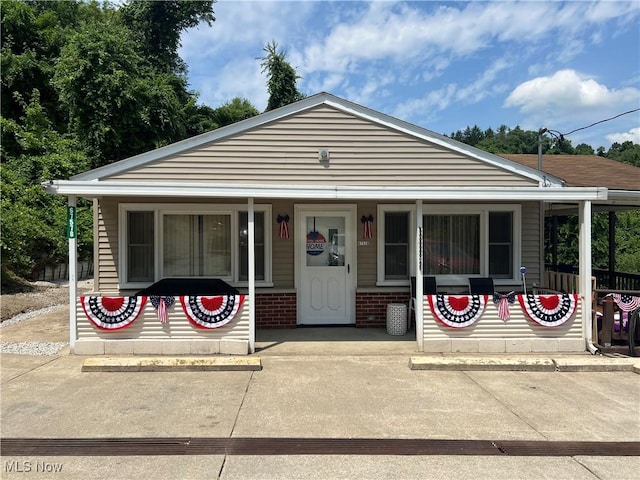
[256,291,410,328]
[356,292,410,327]
[255,293,297,328]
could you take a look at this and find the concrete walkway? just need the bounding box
[1,348,639,480]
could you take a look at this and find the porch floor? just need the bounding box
[255,327,419,356]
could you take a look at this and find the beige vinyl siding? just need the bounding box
[76,297,250,341]
[105,106,538,187]
[423,297,582,340]
[521,201,542,288]
[271,199,295,288]
[357,201,379,287]
[96,198,119,293]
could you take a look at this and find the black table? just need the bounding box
[135,278,239,297]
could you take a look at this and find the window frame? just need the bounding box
[118,203,272,289]
[376,204,521,286]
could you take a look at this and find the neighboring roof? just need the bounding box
[71,92,562,187]
[502,154,640,191]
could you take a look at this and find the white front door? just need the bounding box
[296,206,356,325]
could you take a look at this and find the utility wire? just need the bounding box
[561,108,640,137]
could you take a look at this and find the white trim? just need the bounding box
[377,204,523,286]
[415,200,424,352]
[579,201,593,352]
[376,204,415,286]
[248,198,255,354]
[117,203,272,290]
[43,181,608,201]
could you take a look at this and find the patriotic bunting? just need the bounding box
[81,296,147,330]
[493,291,516,321]
[427,294,488,328]
[150,295,175,324]
[180,295,245,329]
[277,214,290,239]
[361,215,374,239]
[518,294,578,327]
[611,294,640,313]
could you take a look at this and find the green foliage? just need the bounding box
[615,210,640,273]
[259,41,305,111]
[606,141,640,167]
[211,97,259,128]
[120,0,215,73]
[1,91,92,277]
[1,0,219,279]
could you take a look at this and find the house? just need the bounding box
[43,92,639,356]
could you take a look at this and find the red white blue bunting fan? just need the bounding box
[518,294,578,327]
[81,296,147,330]
[428,295,488,328]
[180,295,245,329]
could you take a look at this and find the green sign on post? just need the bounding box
[67,206,76,239]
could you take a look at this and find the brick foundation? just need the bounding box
[255,293,297,328]
[356,291,410,327]
[256,291,411,328]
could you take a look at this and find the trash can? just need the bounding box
[386,303,408,335]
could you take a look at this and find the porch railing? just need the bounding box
[546,264,640,291]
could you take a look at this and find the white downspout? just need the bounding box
[68,196,77,352]
[416,200,424,352]
[579,200,598,355]
[248,198,256,354]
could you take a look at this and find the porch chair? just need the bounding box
[408,276,437,330]
[468,277,495,295]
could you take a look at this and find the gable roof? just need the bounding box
[72,92,561,187]
[502,154,640,191]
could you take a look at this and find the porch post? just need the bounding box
[68,196,77,351]
[578,200,594,352]
[608,211,616,289]
[416,200,424,351]
[248,198,256,353]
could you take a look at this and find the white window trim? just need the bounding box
[377,204,521,286]
[118,203,272,290]
[376,204,415,286]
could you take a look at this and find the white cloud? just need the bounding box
[505,69,639,116]
[607,127,640,145]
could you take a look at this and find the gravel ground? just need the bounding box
[0,279,93,356]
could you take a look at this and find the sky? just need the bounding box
[179,0,640,150]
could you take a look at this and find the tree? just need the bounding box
[1,91,92,277]
[211,97,259,128]
[574,143,595,155]
[259,41,305,111]
[606,141,640,167]
[120,0,215,74]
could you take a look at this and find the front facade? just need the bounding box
[45,93,610,355]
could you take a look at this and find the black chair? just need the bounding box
[408,276,437,329]
[468,277,495,295]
